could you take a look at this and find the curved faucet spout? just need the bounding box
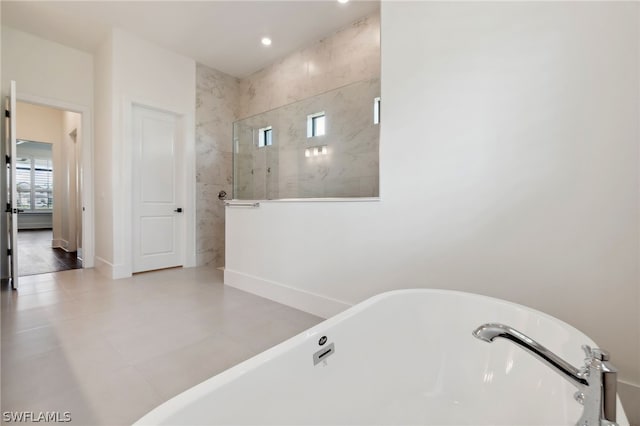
[472,323,618,426]
[473,323,588,388]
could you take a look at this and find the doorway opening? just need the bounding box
[15,101,84,276]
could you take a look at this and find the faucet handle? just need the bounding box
[591,348,610,362]
[581,344,593,359]
[583,345,611,362]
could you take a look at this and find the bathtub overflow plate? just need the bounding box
[313,343,335,366]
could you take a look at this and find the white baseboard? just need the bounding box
[51,238,65,249]
[51,239,79,252]
[94,256,113,278]
[223,269,351,319]
[18,223,51,230]
[94,256,130,280]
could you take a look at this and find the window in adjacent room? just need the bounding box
[16,145,53,212]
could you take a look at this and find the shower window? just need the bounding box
[258,126,273,147]
[307,112,326,138]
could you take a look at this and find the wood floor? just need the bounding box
[17,230,82,277]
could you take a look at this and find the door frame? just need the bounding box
[16,92,95,269]
[118,97,196,278]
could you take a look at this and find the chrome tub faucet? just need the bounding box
[473,323,618,426]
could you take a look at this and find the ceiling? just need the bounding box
[1,1,379,78]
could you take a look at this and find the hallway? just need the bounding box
[17,230,82,276]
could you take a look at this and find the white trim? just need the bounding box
[223,268,352,319]
[94,255,113,278]
[16,92,95,268]
[59,240,75,253]
[230,197,380,204]
[112,263,130,279]
[51,238,69,250]
[17,224,51,230]
[619,379,640,390]
[94,255,129,279]
[119,96,196,278]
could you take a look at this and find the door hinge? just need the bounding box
[4,110,10,118]
[7,249,12,256]
[5,155,10,164]
[5,203,10,213]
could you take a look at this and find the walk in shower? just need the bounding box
[233,78,380,200]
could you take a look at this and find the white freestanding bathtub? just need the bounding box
[135,290,629,425]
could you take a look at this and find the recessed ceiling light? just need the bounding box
[337,0,349,3]
[261,37,272,46]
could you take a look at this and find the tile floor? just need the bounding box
[17,230,83,276]
[0,266,322,425]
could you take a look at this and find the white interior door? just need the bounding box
[132,105,183,273]
[5,81,18,289]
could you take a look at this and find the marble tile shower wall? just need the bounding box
[195,64,240,267]
[239,12,380,119]
[234,78,380,199]
[234,12,381,200]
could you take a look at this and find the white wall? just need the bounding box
[93,34,114,270]
[94,28,197,278]
[1,27,93,107]
[61,111,81,251]
[1,26,94,273]
[225,1,640,415]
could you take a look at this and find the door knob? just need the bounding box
[174,208,183,213]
